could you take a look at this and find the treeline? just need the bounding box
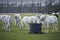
[0,3,60,13]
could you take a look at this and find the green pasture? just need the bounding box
[0,13,60,40]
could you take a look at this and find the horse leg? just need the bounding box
[42,22,46,28]
[8,24,11,32]
[42,23,45,32]
[46,23,49,33]
[15,20,17,26]
[25,23,29,29]
[19,22,22,30]
[6,24,9,32]
[55,23,58,32]
[1,22,5,31]
[21,21,24,27]
[44,23,47,33]
[52,24,55,32]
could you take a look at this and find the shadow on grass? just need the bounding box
[29,31,60,34]
[29,32,48,34]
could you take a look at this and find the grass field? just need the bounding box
[0,13,60,40]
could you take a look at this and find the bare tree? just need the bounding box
[39,0,42,13]
[27,0,28,13]
[21,0,23,13]
[31,0,34,13]
[59,0,60,6]
[45,0,55,13]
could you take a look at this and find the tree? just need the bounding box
[21,0,23,13]
[31,0,34,13]
[45,0,55,13]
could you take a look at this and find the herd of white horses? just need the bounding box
[0,12,59,33]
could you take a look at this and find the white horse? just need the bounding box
[0,15,6,31]
[5,15,12,32]
[14,14,22,30]
[1,14,12,32]
[39,14,58,33]
[36,14,58,33]
[21,16,30,29]
[21,16,41,29]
